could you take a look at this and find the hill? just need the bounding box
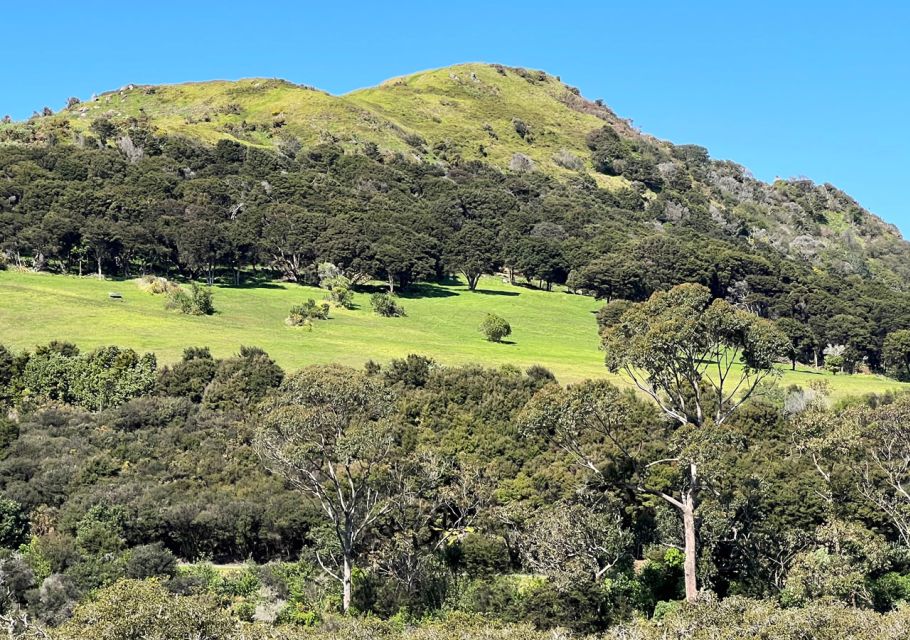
[4,62,909,283]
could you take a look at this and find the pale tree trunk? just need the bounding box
[97,257,103,279]
[682,484,698,601]
[342,555,352,614]
[681,462,699,602]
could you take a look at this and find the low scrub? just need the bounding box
[165,283,215,315]
[286,299,330,326]
[137,275,181,295]
[371,293,406,317]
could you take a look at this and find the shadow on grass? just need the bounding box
[472,288,520,297]
[395,283,459,299]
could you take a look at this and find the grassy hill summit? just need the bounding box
[5,63,624,176]
[4,62,908,282]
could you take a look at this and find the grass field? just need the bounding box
[0,270,906,400]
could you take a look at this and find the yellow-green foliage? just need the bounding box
[19,64,631,186]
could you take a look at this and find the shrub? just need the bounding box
[56,578,238,640]
[286,299,330,326]
[370,293,406,317]
[0,498,29,549]
[509,153,535,172]
[480,314,512,343]
[165,283,215,315]
[137,275,180,295]
[553,149,584,170]
[125,544,177,579]
[511,118,531,140]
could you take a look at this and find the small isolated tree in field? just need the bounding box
[823,343,846,375]
[480,313,511,342]
[254,366,398,614]
[286,299,330,327]
[370,293,405,317]
[600,283,787,602]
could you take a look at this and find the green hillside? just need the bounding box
[5,62,908,280]
[6,63,626,181]
[1,269,904,400]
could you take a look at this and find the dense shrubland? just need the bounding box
[1,305,910,636]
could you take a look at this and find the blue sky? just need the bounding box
[3,1,909,234]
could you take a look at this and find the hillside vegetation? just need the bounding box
[3,62,909,285]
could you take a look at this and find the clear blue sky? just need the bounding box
[3,1,909,234]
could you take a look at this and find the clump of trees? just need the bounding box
[2,124,910,376]
[4,336,910,632]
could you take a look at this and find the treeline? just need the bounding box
[5,125,910,371]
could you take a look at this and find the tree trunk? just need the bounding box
[342,555,352,614]
[682,463,698,603]
[97,257,103,279]
[682,493,698,602]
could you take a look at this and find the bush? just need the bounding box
[480,314,511,342]
[509,153,535,172]
[165,283,215,315]
[326,285,354,309]
[286,299,330,326]
[125,543,177,579]
[56,578,238,640]
[0,498,29,549]
[553,149,584,170]
[370,293,406,317]
[137,275,180,295]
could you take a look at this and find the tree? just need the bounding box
[444,223,499,291]
[777,318,817,370]
[568,255,645,301]
[840,397,910,546]
[522,501,631,589]
[254,365,399,613]
[883,330,910,381]
[81,218,121,279]
[479,313,511,342]
[510,237,568,291]
[600,283,787,601]
[257,204,324,283]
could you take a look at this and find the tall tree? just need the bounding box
[254,365,399,613]
[600,283,787,601]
